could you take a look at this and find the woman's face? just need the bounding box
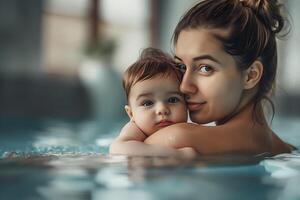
[175,28,246,124]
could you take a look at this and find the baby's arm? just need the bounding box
[109,121,186,156]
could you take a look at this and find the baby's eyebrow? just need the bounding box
[136,93,152,101]
[167,91,184,96]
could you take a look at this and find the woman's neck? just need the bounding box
[216,101,269,127]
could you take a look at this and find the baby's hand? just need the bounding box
[178,147,198,159]
[120,121,145,136]
[113,121,147,143]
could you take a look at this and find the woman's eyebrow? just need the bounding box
[174,55,221,64]
[174,55,182,61]
[193,55,221,64]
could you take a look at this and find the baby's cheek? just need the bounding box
[136,116,155,136]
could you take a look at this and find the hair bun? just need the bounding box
[240,0,285,34]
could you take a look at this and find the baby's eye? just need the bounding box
[168,96,180,104]
[141,100,154,107]
[175,63,186,73]
[196,65,214,74]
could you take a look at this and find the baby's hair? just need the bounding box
[123,48,182,102]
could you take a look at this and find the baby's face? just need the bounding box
[126,74,187,136]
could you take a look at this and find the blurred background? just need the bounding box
[0,0,199,121]
[0,0,299,154]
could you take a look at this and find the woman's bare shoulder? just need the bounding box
[271,132,294,155]
[144,123,210,148]
[145,120,274,155]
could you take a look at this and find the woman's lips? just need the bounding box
[187,102,206,111]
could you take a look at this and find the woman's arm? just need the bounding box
[144,122,272,155]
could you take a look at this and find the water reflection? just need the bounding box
[2,154,297,200]
[261,152,300,200]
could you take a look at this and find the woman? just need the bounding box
[144,0,294,155]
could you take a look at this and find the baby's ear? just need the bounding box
[124,105,134,122]
[243,60,263,90]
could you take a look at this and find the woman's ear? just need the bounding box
[243,60,263,90]
[124,105,134,122]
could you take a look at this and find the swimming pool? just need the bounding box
[0,117,299,200]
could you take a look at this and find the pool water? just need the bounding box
[0,117,300,200]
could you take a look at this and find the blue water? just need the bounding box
[0,117,300,200]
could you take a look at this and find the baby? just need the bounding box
[109,48,195,157]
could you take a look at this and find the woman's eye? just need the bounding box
[168,97,180,104]
[141,100,153,107]
[175,63,186,72]
[197,65,213,74]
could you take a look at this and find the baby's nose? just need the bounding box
[156,103,170,115]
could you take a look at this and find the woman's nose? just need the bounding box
[180,71,197,95]
[156,103,170,116]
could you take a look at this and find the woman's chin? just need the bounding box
[190,115,214,125]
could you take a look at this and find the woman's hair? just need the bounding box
[123,48,182,102]
[172,0,288,122]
